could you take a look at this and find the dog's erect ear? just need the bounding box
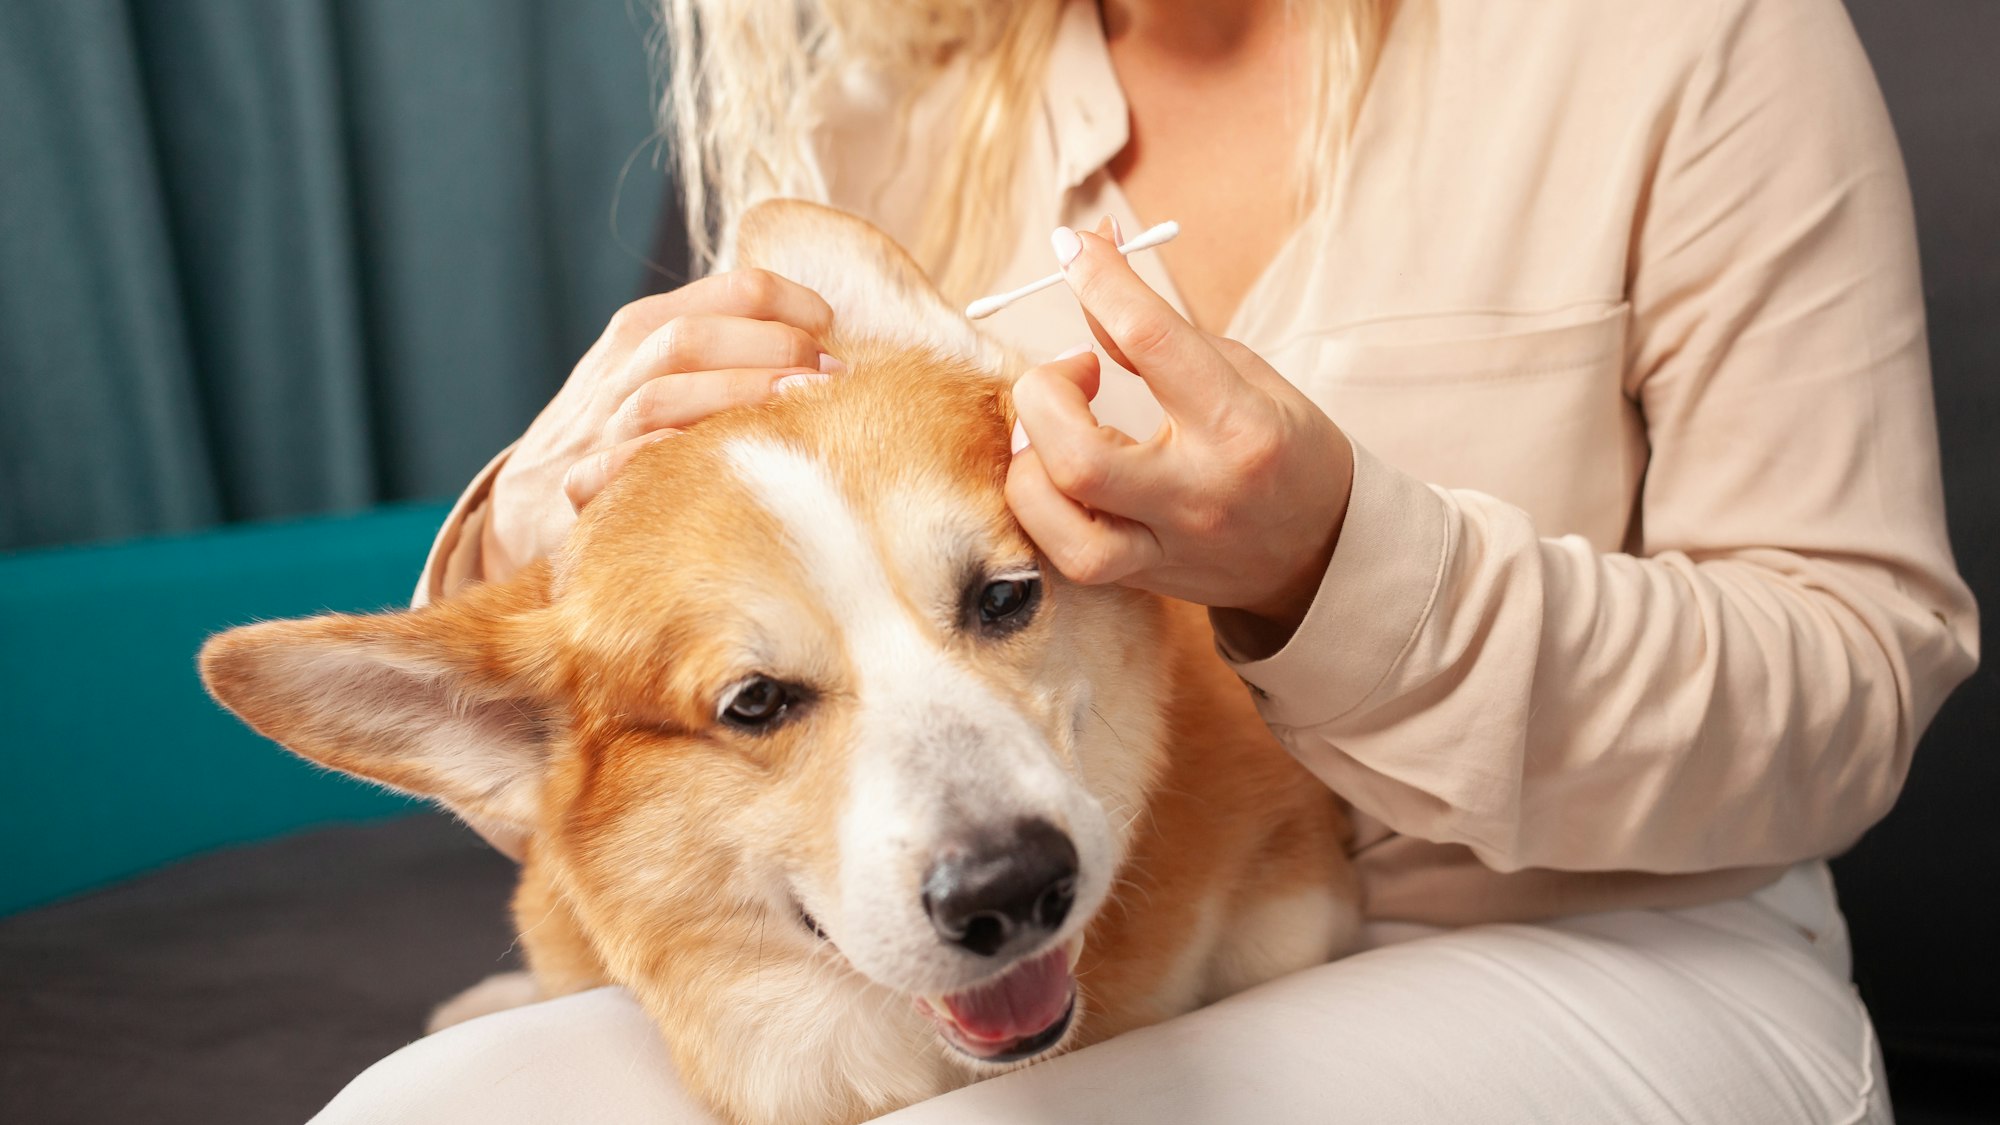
[198,568,558,837]
[732,199,1015,375]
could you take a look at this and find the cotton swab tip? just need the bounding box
[1118,219,1180,254]
[964,219,1181,320]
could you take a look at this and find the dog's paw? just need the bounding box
[426,970,542,1034]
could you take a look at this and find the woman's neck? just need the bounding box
[1100,0,1288,62]
[1099,0,1306,333]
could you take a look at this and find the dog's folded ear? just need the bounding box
[198,567,559,837]
[732,199,1016,376]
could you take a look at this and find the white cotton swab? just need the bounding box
[964,220,1181,320]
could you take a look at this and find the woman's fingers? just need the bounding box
[1012,354,1175,520]
[694,268,836,338]
[1054,227,1237,427]
[607,269,835,348]
[563,431,679,512]
[1071,218,1141,374]
[483,266,840,581]
[614,315,824,402]
[1021,342,1103,401]
[1005,445,1163,586]
[604,367,808,445]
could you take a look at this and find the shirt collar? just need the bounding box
[1043,0,1130,194]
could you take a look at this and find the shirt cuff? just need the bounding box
[412,444,515,608]
[1210,440,1451,728]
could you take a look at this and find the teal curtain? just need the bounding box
[0,0,671,549]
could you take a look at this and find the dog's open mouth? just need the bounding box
[915,947,1075,1063]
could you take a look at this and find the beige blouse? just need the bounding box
[420,0,1978,925]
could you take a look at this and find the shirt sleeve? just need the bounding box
[1213,0,1979,874]
[411,445,513,609]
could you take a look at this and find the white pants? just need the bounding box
[312,862,1890,1124]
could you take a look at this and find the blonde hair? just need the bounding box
[662,0,1395,300]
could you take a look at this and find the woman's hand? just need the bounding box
[1007,224,1356,650]
[481,270,838,581]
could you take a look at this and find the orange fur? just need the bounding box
[200,202,1358,1125]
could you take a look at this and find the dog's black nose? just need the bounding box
[922,818,1078,957]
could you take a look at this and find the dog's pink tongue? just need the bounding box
[941,948,1072,1043]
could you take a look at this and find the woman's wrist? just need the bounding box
[1221,432,1354,654]
[1232,536,1338,651]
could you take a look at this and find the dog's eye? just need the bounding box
[977,575,1040,629]
[721,676,794,729]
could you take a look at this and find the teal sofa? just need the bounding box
[0,503,457,915]
[1,504,523,1124]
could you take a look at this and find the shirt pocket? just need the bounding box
[1275,303,1640,547]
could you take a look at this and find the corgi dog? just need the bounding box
[200,201,1360,1125]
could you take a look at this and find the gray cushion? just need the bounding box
[0,816,516,1125]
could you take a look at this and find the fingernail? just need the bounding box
[1106,215,1124,245]
[775,372,830,395]
[1051,226,1083,268]
[1052,344,1092,361]
[644,429,678,444]
[817,352,846,375]
[1010,420,1030,455]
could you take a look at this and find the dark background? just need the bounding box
[1823,2,1999,1118]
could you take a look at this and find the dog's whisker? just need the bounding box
[1088,703,1128,753]
[1108,872,1158,913]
